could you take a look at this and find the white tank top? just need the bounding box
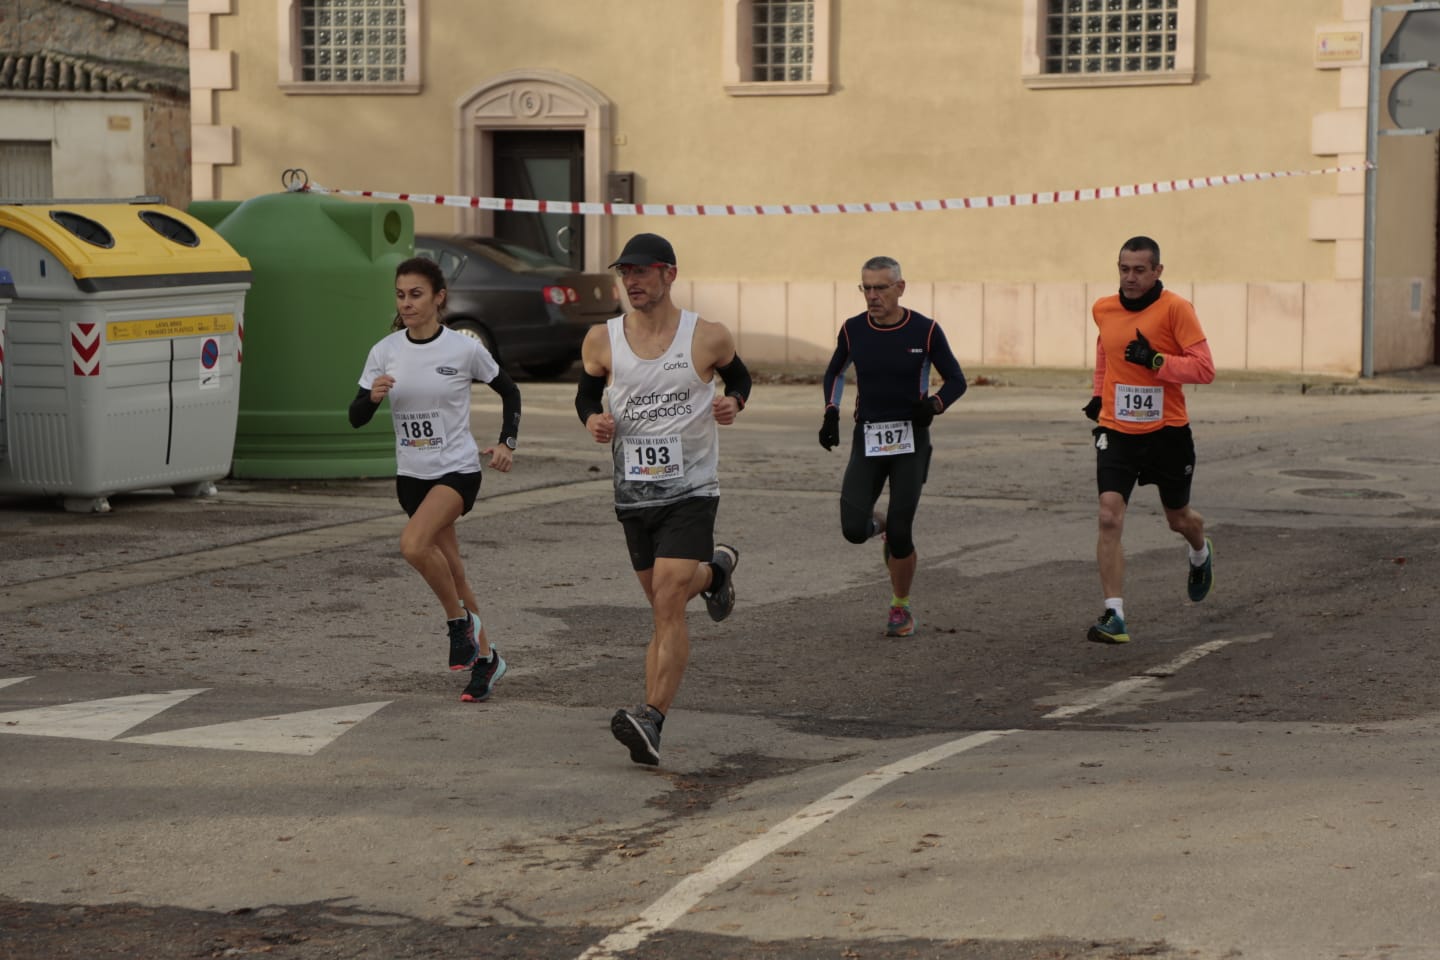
[606,310,719,508]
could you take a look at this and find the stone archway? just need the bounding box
[457,70,612,272]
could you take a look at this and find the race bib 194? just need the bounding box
[863,420,915,457]
[1114,384,1162,423]
[623,435,685,481]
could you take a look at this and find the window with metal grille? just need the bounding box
[1044,0,1179,76]
[298,0,406,84]
[751,1,814,82]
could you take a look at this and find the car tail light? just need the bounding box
[543,285,579,305]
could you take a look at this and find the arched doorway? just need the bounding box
[457,71,612,272]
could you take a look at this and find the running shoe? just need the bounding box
[702,544,740,622]
[1086,608,1130,644]
[1187,537,1214,602]
[611,705,662,766]
[460,647,507,702]
[447,613,480,670]
[885,604,916,638]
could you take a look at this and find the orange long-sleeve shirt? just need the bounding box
[1091,288,1214,434]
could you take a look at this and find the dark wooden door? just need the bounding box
[492,131,584,270]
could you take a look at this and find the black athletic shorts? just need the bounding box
[1094,424,1195,509]
[616,496,718,571]
[396,471,482,517]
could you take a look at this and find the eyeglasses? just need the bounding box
[859,283,897,294]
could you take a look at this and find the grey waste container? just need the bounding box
[0,268,13,470]
[0,201,252,512]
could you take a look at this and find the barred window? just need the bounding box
[278,0,420,94]
[1044,0,1177,75]
[751,1,814,83]
[299,0,405,83]
[1023,0,1194,87]
[723,0,831,96]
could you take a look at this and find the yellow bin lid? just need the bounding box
[0,202,252,292]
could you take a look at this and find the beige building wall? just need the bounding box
[193,0,1437,375]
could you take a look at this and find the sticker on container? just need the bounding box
[107,314,235,343]
[71,322,100,377]
[199,337,220,390]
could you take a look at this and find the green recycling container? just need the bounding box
[189,192,412,478]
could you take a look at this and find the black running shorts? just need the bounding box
[616,496,719,571]
[396,471,482,517]
[1093,424,1195,509]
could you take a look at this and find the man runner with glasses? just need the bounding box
[576,232,752,766]
[819,255,967,638]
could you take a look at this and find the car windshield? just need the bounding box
[464,238,567,273]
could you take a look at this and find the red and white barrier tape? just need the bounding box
[293,164,1370,216]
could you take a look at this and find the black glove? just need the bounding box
[1123,329,1165,370]
[910,396,940,429]
[1082,396,1102,422]
[818,407,840,451]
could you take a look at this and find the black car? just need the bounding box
[414,235,622,379]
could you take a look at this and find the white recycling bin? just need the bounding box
[0,201,252,512]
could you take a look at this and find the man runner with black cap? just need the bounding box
[575,232,752,766]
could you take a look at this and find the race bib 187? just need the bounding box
[863,420,915,457]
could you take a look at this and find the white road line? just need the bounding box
[576,730,1015,960]
[0,676,33,691]
[1044,635,1264,720]
[576,633,1266,960]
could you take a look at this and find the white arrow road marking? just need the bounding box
[0,676,35,691]
[120,701,392,755]
[0,689,209,741]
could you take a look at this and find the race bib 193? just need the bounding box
[623,435,685,481]
[1114,384,1162,423]
[863,420,915,457]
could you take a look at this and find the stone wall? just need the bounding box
[5,0,187,68]
[145,95,190,208]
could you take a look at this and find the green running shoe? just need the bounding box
[1086,608,1130,644]
[1187,537,1214,602]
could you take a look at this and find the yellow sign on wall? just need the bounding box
[1316,28,1366,67]
[106,314,236,342]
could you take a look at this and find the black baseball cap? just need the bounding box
[608,232,676,268]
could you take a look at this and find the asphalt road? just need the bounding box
[1,375,1438,960]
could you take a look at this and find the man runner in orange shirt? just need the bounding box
[1081,236,1215,644]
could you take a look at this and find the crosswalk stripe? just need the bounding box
[0,689,208,740]
[120,701,392,755]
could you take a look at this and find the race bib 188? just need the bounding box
[398,410,446,450]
